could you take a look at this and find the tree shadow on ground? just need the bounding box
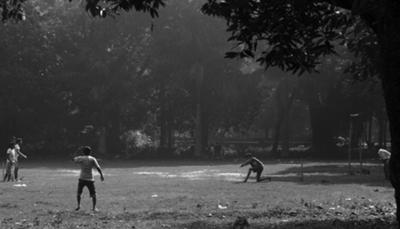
[21,160,229,169]
[263,163,392,187]
[23,158,298,169]
[180,217,398,229]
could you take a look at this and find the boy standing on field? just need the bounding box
[73,146,104,211]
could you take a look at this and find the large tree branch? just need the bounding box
[329,0,354,10]
[318,0,382,33]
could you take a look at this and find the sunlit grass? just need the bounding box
[0,161,397,228]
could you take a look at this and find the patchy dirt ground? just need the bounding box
[0,160,397,228]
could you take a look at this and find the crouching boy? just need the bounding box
[240,153,265,182]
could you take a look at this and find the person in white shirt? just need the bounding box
[13,138,27,181]
[73,146,104,211]
[3,142,15,182]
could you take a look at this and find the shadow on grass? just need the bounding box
[180,217,397,229]
[20,159,392,189]
[23,158,323,169]
[264,163,392,187]
[23,160,293,171]
[22,159,245,169]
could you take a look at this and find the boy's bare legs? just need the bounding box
[9,164,15,182]
[3,167,9,182]
[75,195,81,211]
[3,162,12,182]
[14,163,19,181]
[92,195,98,211]
[3,173,8,182]
[256,170,262,182]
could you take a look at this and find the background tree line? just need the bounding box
[0,0,387,160]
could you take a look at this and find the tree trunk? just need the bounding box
[159,87,167,150]
[271,79,295,157]
[271,115,283,157]
[194,103,202,157]
[264,127,270,141]
[379,6,400,223]
[367,115,373,145]
[98,127,107,156]
[383,118,387,148]
[383,65,400,225]
[167,119,174,150]
[308,103,336,158]
[194,64,204,157]
[378,114,384,148]
[281,111,290,157]
[105,103,121,158]
[106,121,121,158]
[201,108,209,156]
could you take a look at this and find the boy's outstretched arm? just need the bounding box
[72,147,83,162]
[17,151,27,159]
[72,156,80,163]
[97,167,104,181]
[240,159,251,167]
[94,159,104,181]
[15,146,27,159]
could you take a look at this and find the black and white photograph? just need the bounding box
[1,0,400,228]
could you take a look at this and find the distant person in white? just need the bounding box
[13,138,27,181]
[378,148,391,180]
[3,142,15,182]
[73,146,104,211]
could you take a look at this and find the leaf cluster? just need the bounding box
[83,0,165,18]
[202,0,354,75]
[1,0,26,21]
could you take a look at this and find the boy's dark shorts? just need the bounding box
[250,167,263,174]
[77,179,96,197]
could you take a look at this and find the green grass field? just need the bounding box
[0,160,397,228]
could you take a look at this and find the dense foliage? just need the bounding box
[0,0,389,160]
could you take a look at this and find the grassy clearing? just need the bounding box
[0,160,397,228]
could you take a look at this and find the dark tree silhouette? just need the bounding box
[201,0,400,226]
